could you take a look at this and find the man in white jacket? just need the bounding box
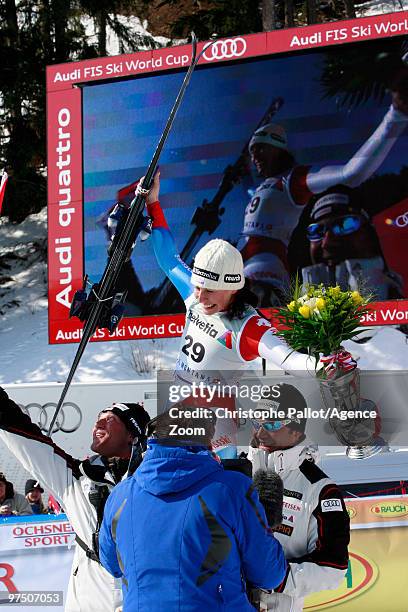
[247,383,350,611]
[0,386,150,612]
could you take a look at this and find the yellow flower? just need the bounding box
[330,285,341,296]
[351,291,363,305]
[315,297,326,310]
[287,301,296,312]
[299,305,311,318]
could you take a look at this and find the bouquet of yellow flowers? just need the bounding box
[276,282,372,379]
[277,282,382,459]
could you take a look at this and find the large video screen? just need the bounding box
[47,13,408,343]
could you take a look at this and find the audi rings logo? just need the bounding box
[203,38,247,62]
[385,211,408,228]
[20,402,83,434]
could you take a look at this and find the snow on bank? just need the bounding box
[0,210,180,384]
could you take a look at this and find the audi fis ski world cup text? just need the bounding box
[53,54,192,84]
[359,306,408,324]
[290,18,408,47]
[54,319,184,341]
[52,39,248,84]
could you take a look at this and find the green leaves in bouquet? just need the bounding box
[275,278,372,370]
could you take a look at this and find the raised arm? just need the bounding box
[307,103,408,195]
[146,172,192,301]
[0,386,81,503]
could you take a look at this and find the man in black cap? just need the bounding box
[25,478,47,514]
[0,387,150,612]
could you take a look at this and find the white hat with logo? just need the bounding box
[191,239,245,291]
[249,123,288,152]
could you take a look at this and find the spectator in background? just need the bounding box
[0,472,32,516]
[25,479,48,514]
[100,405,286,612]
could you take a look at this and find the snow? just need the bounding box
[0,210,181,384]
[356,0,408,17]
[344,327,408,369]
[81,14,171,57]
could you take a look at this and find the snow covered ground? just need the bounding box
[0,210,181,384]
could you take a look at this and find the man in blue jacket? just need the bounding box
[99,405,286,611]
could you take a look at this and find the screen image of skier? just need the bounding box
[82,37,408,318]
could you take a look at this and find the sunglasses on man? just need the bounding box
[306,214,366,242]
[251,419,292,432]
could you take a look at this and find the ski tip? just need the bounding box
[190,32,198,52]
[190,32,198,63]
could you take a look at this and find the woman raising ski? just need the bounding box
[143,172,313,456]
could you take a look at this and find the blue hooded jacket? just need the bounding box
[99,441,286,611]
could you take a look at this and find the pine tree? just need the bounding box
[0,0,129,221]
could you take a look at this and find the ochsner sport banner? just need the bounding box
[0,516,74,611]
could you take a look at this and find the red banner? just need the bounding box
[46,13,408,92]
[47,88,83,336]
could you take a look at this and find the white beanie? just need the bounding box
[310,192,351,221]
[191,239,245,291]
[249,123,288,152]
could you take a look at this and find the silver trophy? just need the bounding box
[319,367,384,459]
